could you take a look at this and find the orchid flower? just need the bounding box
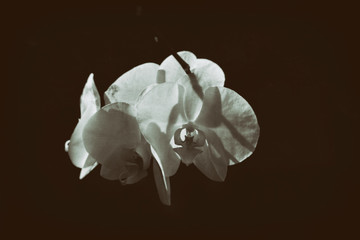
[65,63,171,204]
[136,51,260,184]
[65,51,259,206]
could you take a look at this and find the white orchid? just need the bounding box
[136,51,260,188]
[66,64,161,183]
[65,51,259,206]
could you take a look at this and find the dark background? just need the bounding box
[7,1,358,239]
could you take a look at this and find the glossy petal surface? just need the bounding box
[104,63,159,105]
[196,87,260,165]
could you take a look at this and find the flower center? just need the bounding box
[179,127,197,143]
[173,124,205,166]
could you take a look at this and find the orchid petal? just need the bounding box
[80,73,101,117]
[124,167,148,185]
[196,87,260,165]
[104,63,159,105]
[173,147,202,166]
[134,136,152,170]
[136,83,187,176]
[68,118,91,168]
[152,147,171,206]
[100,161,147,184]
[79,156,98,179]
[82,102,142,166]
[176,59,225,121]
[192,58,225,87]
[159,51,197,82]
[100,164,119,180]
[68,74,100,168]
[193,127,229,181]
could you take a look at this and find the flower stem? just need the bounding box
[153,34,191,75]
[136,6,191,75]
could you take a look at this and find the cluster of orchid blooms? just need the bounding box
[65,51,260,205]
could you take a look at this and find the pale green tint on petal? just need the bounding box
[159,51,197,82]
[196,87,260,165]
[80,73,101,117]
[136,83,186,176]
[177,60,225,121]
[193,127,229,181]
[152,147,171,206]
[68,74,100,168]
[104,63,159,105]
[82,102,141,166]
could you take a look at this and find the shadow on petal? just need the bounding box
[145,123,181,177]
[193,127,229,181]
[196,87,260,165]
[83,103,141,164]
[153,158,171,206]
[195,86,222,127]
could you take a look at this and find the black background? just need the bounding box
[7,1,359,239]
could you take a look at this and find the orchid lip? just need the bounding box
[173,123,206,165]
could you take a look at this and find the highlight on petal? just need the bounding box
[104,63,159,105]
[136,82,187,176]
[196,87,260,165]
[79,156,98,180]
[159,51,197,82]
[80,73,101,118]
[68,74,101,169]
[152,147,171,206]
[192,58,225,88]
[82,102,141,166]
[65,140,70,152]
